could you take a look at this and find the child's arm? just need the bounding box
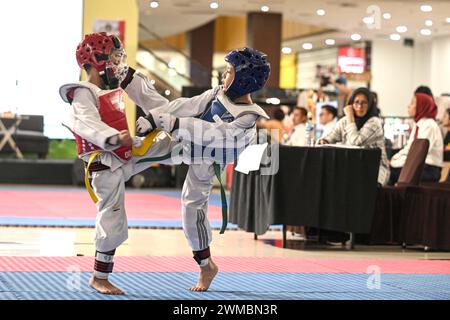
[122,71,170,113]
[153,87,219,118]
[122,69,219,117]
[64,88,124,150]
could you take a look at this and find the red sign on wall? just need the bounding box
[93,20,126,45]
[337,47,365,74]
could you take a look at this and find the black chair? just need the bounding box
[370,139,429,245]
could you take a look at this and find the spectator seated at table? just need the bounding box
[318,104,338,139]
[284,107,308,146]
[318,87,390,186]
[389,93,444,185]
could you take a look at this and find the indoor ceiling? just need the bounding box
[138,0,450,51]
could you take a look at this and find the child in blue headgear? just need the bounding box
[131,47,271,292]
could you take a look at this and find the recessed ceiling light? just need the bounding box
[446,17,450,23]
[316,9,326,16]
[420,28,432,36]
[390,33,401,41]
[325,39,335,46]
[150,1,159,8]
[164,89,171,96]
[363,16,375,24]
[396,26,407,33]
[281,47,292,54]
[425,19,433,26]
[302,43,313,50]
[351,33,362,41]
[150,79,156,85]
[210,2,218,9]
[266,97,281,105]
[383,13,391,20]
[420,4,432,12]
[261,5,269,12]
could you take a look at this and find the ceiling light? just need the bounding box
[420,5,432,12]
[396,26,407,33]
[351,33,362,41]
[164,89,171,96]
[261,5,269,12]
[150,79,156,85]
[420,28,432,36]
[210,2,218,9]
[266,98,281,105]
[302,43,313,50]
[390,33,401,41]
[383,13,391,20]
[363,16,375,24]
[316,9,325,16]
[325,39,335,46]
[446,17,450,23]
[150,1,159,8]
[281,47,292,54]
[425,19,433,26]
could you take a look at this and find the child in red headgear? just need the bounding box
[59,32,217,295]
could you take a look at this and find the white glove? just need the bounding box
[154,112,177,132]
[136,116,153,135]
[133,136,143,147]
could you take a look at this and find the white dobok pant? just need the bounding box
[91,132,221,253]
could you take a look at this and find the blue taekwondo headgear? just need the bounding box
[224,47,271,99]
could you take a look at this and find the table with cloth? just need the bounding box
[229,145,381,247]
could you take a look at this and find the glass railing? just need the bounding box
[136,46,192,93]
[138,23,218,92]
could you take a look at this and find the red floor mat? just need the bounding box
[0,256,449,274]
[0,190,221,220]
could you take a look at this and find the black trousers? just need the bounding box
[388,164,442,185]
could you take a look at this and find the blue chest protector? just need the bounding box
[198,98,235,123]
[191,97,248,164]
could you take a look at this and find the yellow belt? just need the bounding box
[84,130,160,204]
[84,151,101,204]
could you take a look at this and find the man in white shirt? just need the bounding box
[319,104,338,139]
[284,107,308,146]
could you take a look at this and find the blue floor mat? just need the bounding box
[0,216,282,230]
[0,272,449,300]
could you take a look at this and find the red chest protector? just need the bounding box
[61,82,132,162]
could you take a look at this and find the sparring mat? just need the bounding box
[0,256,449,300]
[0,186,281,230]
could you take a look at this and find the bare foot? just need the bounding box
[89,275,125,295]
[190,259,219,292]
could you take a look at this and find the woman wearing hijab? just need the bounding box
[389,93,444,184]
[318,87,390,186]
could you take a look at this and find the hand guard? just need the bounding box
[136,116,153,135]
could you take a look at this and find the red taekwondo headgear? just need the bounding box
[76,32,127,89]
